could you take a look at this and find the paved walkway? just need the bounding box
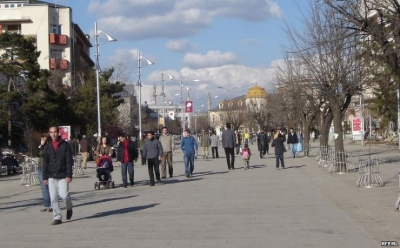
[0,141,399,247]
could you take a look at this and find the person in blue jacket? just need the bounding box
[180,129,198,178]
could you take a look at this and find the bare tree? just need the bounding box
[323,0,400,138]
[275,55,324,155]
[285,0,365,154]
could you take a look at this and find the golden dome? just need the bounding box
[246,84,267,98]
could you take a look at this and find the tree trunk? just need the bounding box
[333,107,344,152]
[319,110,333,147]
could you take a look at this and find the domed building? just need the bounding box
[208,84,268,136]
[245,84,267,108]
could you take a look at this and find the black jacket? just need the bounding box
[117,140,138,162]
[287,132,298,144]
[257,132,269,152]
[272,135,286,155]
[43,139,73,180]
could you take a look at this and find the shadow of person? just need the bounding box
[69,203,160,222]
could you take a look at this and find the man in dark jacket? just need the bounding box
[287,128,299,158]
[143,131,163,186]
[79,135,90,169]
[221,123,236,170]
[43,126,74,225]
[257,129,269,158]
[117,134,138,188]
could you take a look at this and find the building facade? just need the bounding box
[0,0,94,86]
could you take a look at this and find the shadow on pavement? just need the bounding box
[74,195,137,208]
[249,164,266,169]
[285,165,307,169]
[193,171,229,176]
[0,198,41,210]
[69,203,159,221]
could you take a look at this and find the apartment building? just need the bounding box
[0,0,94,86]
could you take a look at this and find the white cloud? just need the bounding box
[88,0,281,40]
[138,60,281,110]
[166,39,195,53]
[183,50,239,69]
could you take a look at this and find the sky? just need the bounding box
[56,0,308,110]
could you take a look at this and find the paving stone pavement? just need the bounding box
[0,141,399,248]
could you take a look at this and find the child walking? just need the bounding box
[241,144,251,170]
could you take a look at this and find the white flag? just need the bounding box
[168,111,175,120]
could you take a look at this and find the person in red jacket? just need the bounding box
[43,126,74,225]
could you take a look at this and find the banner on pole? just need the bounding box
[185,101,193,113]
[168,111,175,120]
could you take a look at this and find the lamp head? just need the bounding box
[140,56,155,65]
[98,30,117,42]
[166,73,175,80]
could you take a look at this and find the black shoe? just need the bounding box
[66,209,73,220]
[40,208,48,212]
[185,174,190,178]
[130,181,134,186]
[124,184,128,188]
[48,208,53,212]
[169,174,173,178]
[51,220,62,225]
[150,182,155,186]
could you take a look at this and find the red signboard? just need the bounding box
[185,101,193,113]
[352,118,362,135]
[58,126,71,141]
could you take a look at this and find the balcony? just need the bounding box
[50,58,68,70]
[49,33,68,45]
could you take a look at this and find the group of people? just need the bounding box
[37,123,305,226]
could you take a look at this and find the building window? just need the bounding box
[51,49,65,59]
[50,24,62,34]
[7,25,21,34]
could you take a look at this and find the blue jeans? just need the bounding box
[121,162,134,186]
[289,143,297,158]
[38,167,51,208]
[275,154,285,168]
[183,152,195,175]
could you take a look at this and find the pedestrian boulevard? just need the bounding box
[0,141,399,247]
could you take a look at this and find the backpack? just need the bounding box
[242,149,249,159]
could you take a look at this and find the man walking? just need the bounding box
[257,129,268,158]
[117,134,138,188]
[143,131,163,186]
[79,135,89,169]
[210,131,219,159]
[287,128,299,158]
[43,126,73,225]
[181,129,198,177]
[199,130,211,159]
[221,123,236,170]
[159,127,174,178]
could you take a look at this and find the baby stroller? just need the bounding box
[94,155,115,190]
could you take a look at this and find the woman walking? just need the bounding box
[271,129,286,170]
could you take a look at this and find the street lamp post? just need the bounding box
[161,69,166,128]
[94,21,117,137]
[166,73,199,134]
[136,51,154,138]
